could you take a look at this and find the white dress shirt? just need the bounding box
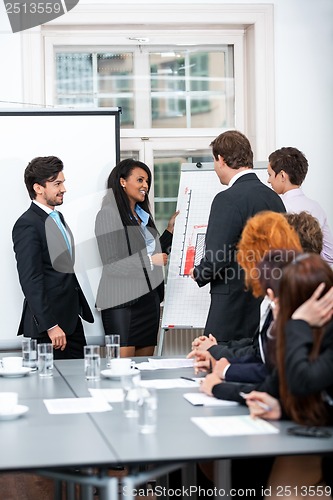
[281,188,333,265]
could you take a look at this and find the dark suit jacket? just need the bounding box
[12,202,94,338]
[208,309,273,384]
[194,172,285,342]
[211,319,333,422]
[95,202,172,310]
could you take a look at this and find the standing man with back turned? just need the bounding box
[12,156,94,358]
[191,130,285,344]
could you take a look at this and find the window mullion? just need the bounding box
[184,52,191,128]
[134,48,151,129]
[91,53,99,107]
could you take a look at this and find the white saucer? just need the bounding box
[0,367,32,378]
[101,367,138,379]
[0,405,29,421]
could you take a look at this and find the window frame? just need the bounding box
[21,3,275,159]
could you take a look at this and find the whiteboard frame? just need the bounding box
[157,161,269,355]
[0,108,121,350]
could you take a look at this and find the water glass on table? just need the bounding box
[138,387,157,434]
[22,338,37,371]
[84,345,101,381]
[37,344,54,377]
[121,369,141,418]
[105,334,120,367]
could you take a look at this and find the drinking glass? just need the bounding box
[105,334,120,368]
[38,344,53,377]
[138,387,157,434]
[84,345,101,381]
[121,370,141,418]
[22,338,37,370]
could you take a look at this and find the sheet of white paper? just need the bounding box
[135,362,153,370]
[44,397,112,414]
[140,378,201,389]
[184,393,239,407]
[136,358,194,370]
[191,415,279,436]
[89,388,124,402]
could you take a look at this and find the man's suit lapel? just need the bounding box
[57,210,75,260]
[30,202,75,267]
[29,201,48,221]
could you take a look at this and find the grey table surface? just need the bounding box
[54,358,333,467]
[0,367,74,400]
[0,363,118,471]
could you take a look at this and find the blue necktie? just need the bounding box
[49,211,72,255]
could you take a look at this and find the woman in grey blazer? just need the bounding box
[95,159,177,357]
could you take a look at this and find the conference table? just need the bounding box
[0,357,332,499]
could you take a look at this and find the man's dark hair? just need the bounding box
[210,130,253,169]
[268,147,308,186]
[24,156,64,200]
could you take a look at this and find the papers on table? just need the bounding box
[44,397,112,414]
[89,388,124,402]
[140,378,201,389]
[89,380,200,396]
[135,358,194,370]
[184,393,239,407]
[191,415,279,436]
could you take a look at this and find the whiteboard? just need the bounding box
[0,109,120,349]
[161,162,269,329]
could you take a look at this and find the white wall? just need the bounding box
[1,0,332,222]
[0,2,22,107]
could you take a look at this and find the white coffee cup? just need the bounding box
[110,358,134,375]
[1,357,23,371]
[0,392,18,413]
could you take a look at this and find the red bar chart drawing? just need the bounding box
[162,167,224,328]
[182,227,206,276]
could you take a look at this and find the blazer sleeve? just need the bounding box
[285,319,333,395]
[159,229,173,254]
[224,360,269,384]
[12,217,57,332]
[209,339,257,360]
[211,368,280,403]
[211,381,256,404]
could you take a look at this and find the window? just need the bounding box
[22,3,274,228]
[54,46,234,130]
[55,51,134,125]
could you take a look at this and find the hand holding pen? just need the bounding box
[240,391,282,420]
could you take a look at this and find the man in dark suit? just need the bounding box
[191,130,285,343]
[12,156,94,359]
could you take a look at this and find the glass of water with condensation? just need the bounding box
[105,334,120,367]
[37,343,53,377]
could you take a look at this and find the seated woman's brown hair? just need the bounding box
[284,211,323,255]
[237,211,302,297]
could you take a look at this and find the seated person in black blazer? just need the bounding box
[244,253,333,498]
[189,211,323,384]
[188,211,302,383]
